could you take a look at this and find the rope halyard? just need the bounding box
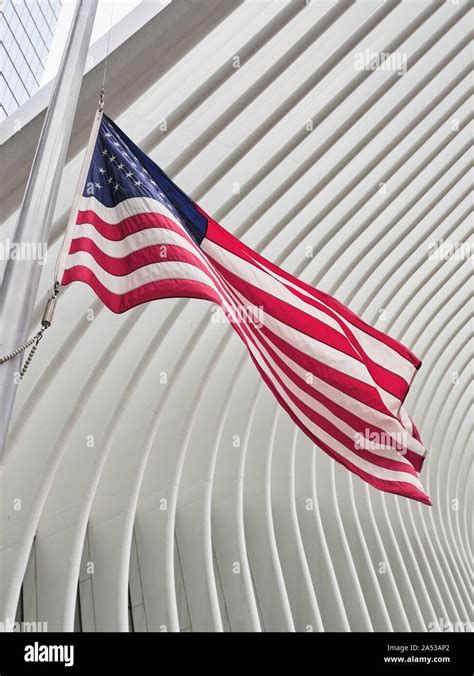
[0,332,42,365]
[0,282,60,379]
[18,328,46,380]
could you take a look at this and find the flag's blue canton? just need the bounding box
[83,114,208,245]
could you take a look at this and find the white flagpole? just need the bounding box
[55,106,103,286]
[0,0,99,463]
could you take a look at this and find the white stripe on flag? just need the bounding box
[64,251,217,295]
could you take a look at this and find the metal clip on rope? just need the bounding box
[0,283,60,380]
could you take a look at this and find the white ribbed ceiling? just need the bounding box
[0,0,472,632]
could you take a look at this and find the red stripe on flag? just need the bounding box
[76,209,195,243]
[213,277,425,474]
[62,266,220,313]
[207,253,410,403]
[222,309,430,504]
[203,216,422,369]
[69,237,211,277]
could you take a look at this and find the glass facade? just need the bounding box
[0,0,63,122]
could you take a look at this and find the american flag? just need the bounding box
[57,113,430,505]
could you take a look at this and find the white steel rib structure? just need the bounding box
[0,0,472,632]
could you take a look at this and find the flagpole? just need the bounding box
[54,105,103,286]
[0,0,99,463]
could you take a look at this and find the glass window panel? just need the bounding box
[42,4,54,24]
[0,76,10,107]
[35,11,49,38]
[0,16,8,42]
[4,58,13,81]
[27,15,37,36]
[2,86,14,112]
[38,9,51,33]
[52,0,63,18]
[0,42,8,70]
[24,40,36,65]
[22,13,34,39]
[24,69,37,92]
[12,70,28,97]
[3,2,13,21]
[15,84,29,105]
[38,39,48,62]
[3,29,14,52]
[30,2,40,20]
[18,58,33,89]
[8,12,19,33]
[18,26,30,52]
